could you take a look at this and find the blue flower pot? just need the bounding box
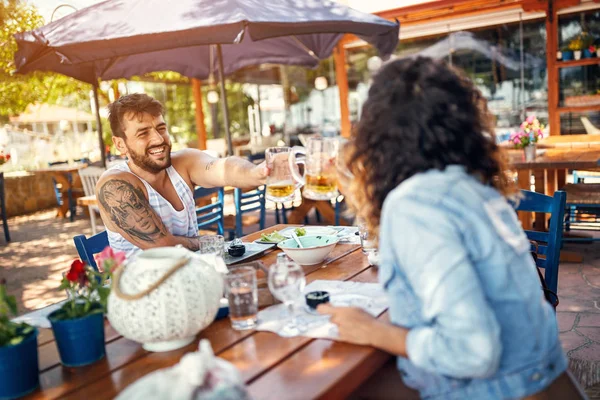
[0,329,39,400]
[583,49,593,58]
[562,50,573,61]
[49,311,105,367]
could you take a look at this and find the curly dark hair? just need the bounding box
[107,93,163,139]
[344,57,515,238]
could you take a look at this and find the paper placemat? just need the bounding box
[255,280,388,339]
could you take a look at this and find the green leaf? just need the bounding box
[8,336,23,346]
[5,295,17,315]
[58,280,70,291]
[96,287,110,311]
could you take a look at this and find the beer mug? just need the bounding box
[289,137,339,200]
[265,147,300,202]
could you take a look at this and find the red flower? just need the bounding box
[66,259,88,286]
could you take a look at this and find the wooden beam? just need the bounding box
[377,0,524,24]
[558,105,600,113]
[191,78,207,150]
[334,43,351,138]
[546,1,560,136]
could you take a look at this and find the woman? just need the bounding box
[318,58,577,399]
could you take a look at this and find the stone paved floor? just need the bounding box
[1,207,599,396]
[556,236,600,396]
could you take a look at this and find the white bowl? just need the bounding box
[277,235,339,265]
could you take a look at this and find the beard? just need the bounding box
[126,143,172,173]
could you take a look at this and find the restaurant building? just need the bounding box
[337,0,600,138]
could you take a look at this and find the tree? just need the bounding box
[0,0,91,120]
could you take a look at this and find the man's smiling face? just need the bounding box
[120,112,172,173]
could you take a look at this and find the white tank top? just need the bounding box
[105,162,197,257]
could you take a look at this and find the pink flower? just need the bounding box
[526,116,535,124]
[96,246,126,272]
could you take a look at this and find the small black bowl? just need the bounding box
[228,244,246,257]
[305,291,330,310]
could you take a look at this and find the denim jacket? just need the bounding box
[379,166,567,400]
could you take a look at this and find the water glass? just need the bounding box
[268,256,306,337]
[225,266,258,330]
[357,221,378,256]
[198,235,224,258]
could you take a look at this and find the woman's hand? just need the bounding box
[318,304,410,356]
[317,304,379,346]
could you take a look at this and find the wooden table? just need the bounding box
[508,148,600,230]
[36,164,87,221]
[508,148,600,263]
[539,134,600,148]
[25,225,389,399]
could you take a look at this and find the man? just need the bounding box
[96,93,267,256]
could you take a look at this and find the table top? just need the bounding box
[507,148,600,170]
[25,225,387,400]
[539,134,600,148]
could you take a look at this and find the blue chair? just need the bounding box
[233,186,266,238]
[73,230,109,271]
[194,187,225,235]
[0,172,10,242]
[514,190,566,294]
[275,202,289,224]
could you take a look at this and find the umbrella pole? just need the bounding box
[216,44,233,156]
[93,84,106,168]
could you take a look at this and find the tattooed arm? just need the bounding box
[96,173,201,251]
[172,148,268,189]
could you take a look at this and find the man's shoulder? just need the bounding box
[96,168,145,195]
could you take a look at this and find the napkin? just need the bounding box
[255,280,388,339]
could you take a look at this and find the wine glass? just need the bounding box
[268,256,306,337]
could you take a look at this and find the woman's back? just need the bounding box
[379,165,567,399]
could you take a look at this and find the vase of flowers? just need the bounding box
[510,116,545,162]
[48,248,123,367]
[0,279,39,399]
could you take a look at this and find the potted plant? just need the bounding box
[569,36,584,60]
[560,45,573,61]
[48,248,123,367]
[589,45,597,58]
[0,279,39,399]
[510,116,544,162]
[581,33,595,58]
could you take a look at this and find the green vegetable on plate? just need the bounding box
[259,231,287,243]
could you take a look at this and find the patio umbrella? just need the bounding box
[13,0,399,164]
